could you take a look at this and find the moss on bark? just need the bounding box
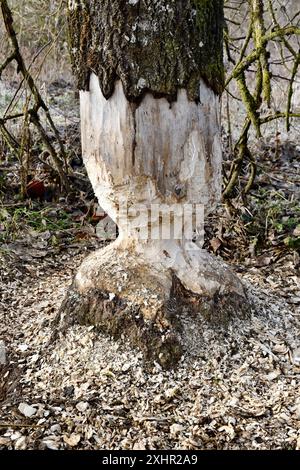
[68,0,224,102]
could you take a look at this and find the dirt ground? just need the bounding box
[0,0,300,452]
[0,87,299,449]
[0,241,299,450]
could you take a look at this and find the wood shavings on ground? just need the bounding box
[0,248,299,450]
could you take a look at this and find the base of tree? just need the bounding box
[54,240,251,368]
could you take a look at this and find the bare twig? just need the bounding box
[0,0,69,190]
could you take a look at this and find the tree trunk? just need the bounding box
[57,0,251,368]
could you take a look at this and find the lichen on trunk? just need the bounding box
[68,0,224,101]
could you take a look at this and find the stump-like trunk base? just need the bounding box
[55,240,251,368]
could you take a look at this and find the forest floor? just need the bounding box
[0,81,300,450]
[0,240,299,450]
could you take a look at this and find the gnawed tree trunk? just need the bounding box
[56,0,251,368]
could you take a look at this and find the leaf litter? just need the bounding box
[0,243,299,450]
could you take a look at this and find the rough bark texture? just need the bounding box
[68,0,224,101]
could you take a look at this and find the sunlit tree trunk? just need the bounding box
[57,0,250,368]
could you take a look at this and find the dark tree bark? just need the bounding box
[68,0,224,100]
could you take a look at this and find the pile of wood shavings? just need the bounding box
[0,249,299,450]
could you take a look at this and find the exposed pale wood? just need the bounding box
[80,74,222,232]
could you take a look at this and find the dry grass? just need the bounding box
[0,0,71,85]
